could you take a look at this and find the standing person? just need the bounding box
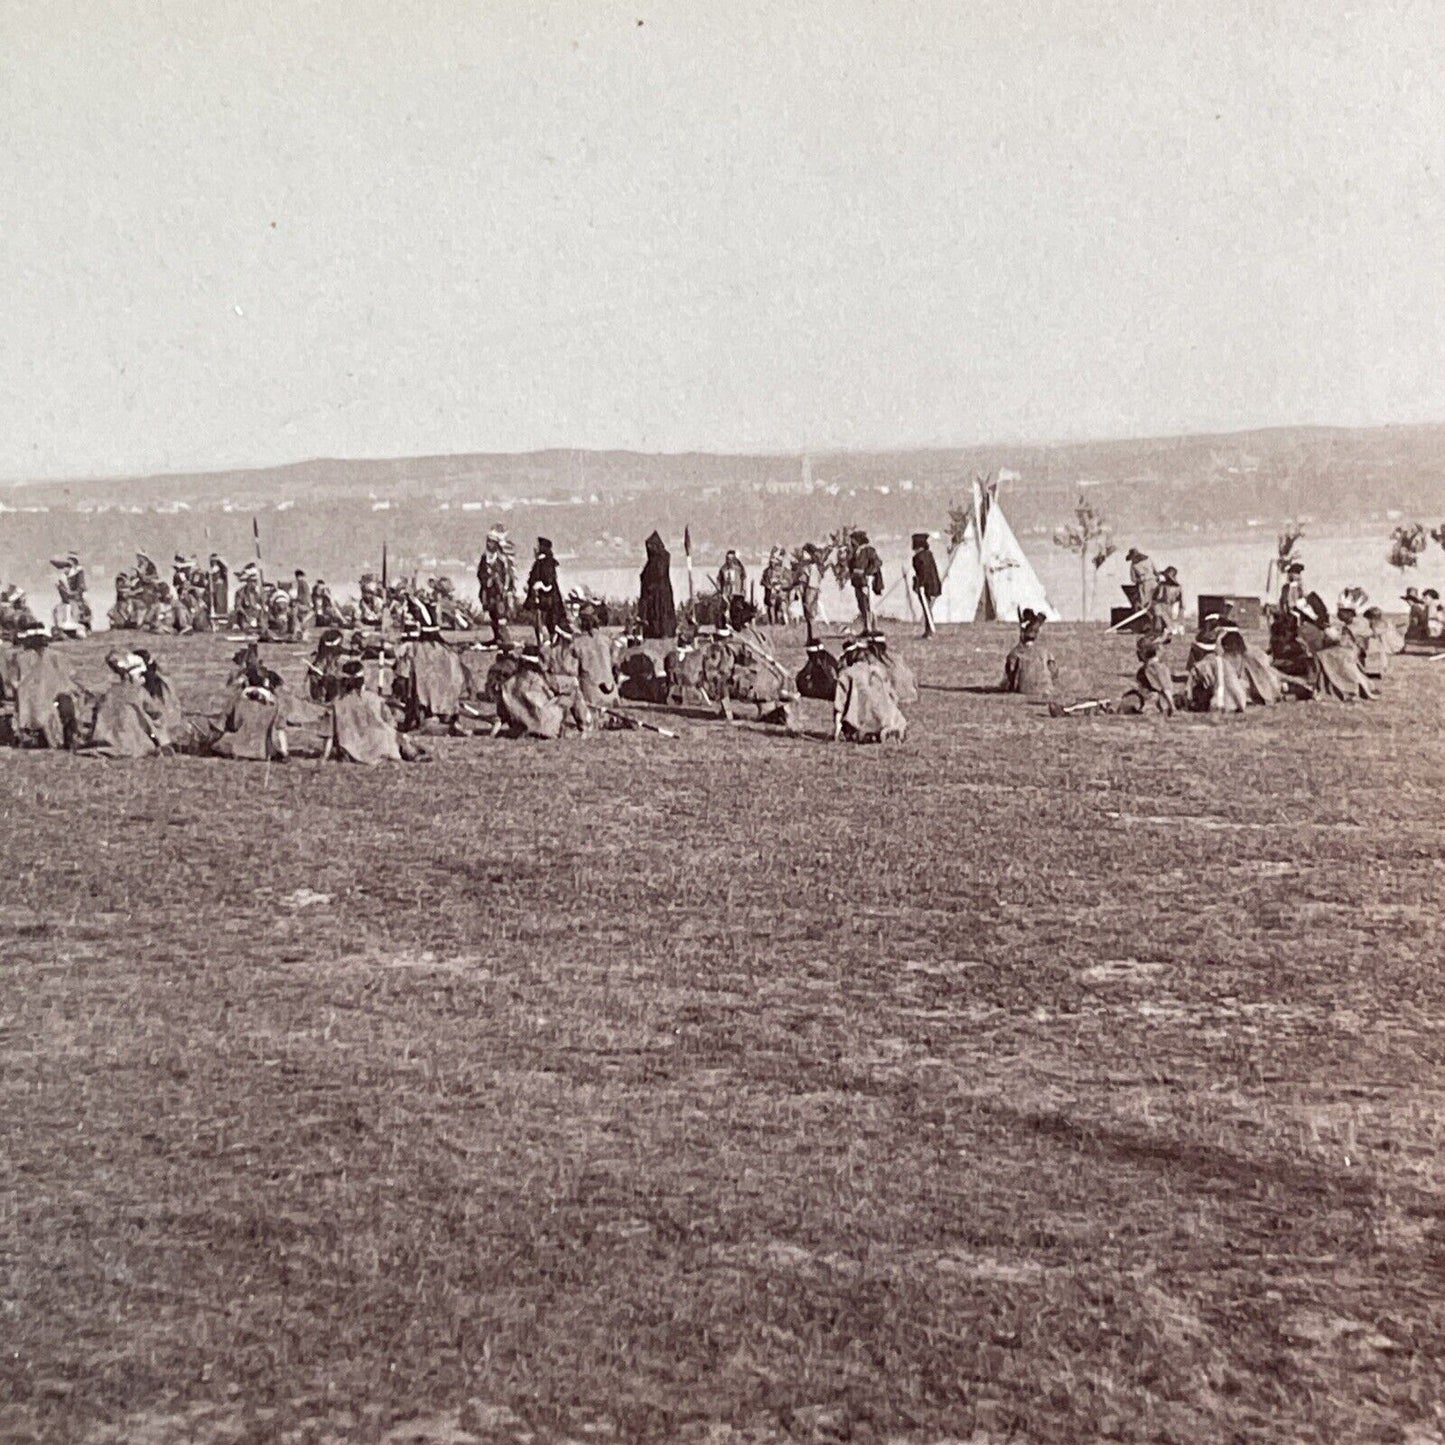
[525,537,568,642]
[716,550,747,605]
[638,531,677,640]
[477,526,517,645]
[848,530,884,633]
[910,532,942,638]
[1124,548,1158,617]
[792,544,826,629]
[208,554,229,620]
[1152,566,1184,633]
[1402,587,1430,642]
[292,571,312,629]
[761,548,789,625]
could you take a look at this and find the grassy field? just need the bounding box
[4,623,1444,1444]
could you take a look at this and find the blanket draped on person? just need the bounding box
[1003,614,1058,697]
[498,648,566,738]
[834,643,906,742]
[88,665,164,757]
[638,532,677,640]
[6,632,80,747]
[407,628,464,726]
[796,640,839,701]
[329,682,404,763]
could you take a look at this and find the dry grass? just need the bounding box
[3,624,1445,1444]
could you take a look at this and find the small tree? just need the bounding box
[947,502,972,551]
[1388,523,1428,575]
[1053,496,1113,620]
[1430,522,1445,552]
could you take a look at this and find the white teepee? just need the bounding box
[877,478,1057,625]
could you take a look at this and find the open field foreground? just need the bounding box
[4,624,1445,1444]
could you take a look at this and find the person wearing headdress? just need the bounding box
[1124,548,1159,615]
[86,651,165,757]
[211,648,290,760]
[638,531,677,640]
[321,659,421,763]
[404,608,466,734]
[496,643,567,739]
[306,628,348,704]
[761,547,790,625]
[910,533,942,638]
[4,625,82,748]
[1002,610,1059,697]
[715,549,747,604]
[833,635,906,743]
[357,574,384,628]
[231,563,264,631]
[848,530,884,633]
[796,636,839,701]
[134,552,160,587]
[50,553,92,634]
[525,537,568,642]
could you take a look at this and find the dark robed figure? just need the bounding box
[638,531,677,639]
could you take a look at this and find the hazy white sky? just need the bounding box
[3,0,1443,480]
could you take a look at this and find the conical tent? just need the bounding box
[978,498,1058,622]
[876,479,1056,625]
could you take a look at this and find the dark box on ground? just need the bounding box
[1198,594,1264,628]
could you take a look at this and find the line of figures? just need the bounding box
[0,598,916,758]
[105,554,492,638]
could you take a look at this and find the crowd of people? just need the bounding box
[1,528,1439,760]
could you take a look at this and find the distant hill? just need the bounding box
[4,424,1444,596]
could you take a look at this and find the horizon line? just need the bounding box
[5,416,1443,490]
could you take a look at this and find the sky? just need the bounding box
[3,0,1444,481]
